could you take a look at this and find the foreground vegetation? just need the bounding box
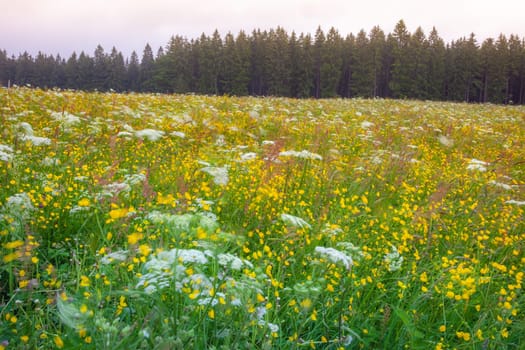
[0,88,524,349]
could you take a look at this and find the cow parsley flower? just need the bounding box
[505,199,525,206]
[0,145,14,162]
[201,166,229,186]
[135,129,165,141]
[384,245,404,271]
[5,192,35,220]
[280,213,311,229]
[467,159,489,172]
[279,150,322,161]
[438,135,454,147]
[314,246,353,270]
[20,135,52,146]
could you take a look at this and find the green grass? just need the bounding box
[0,88,524,349]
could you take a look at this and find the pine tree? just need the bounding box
[351,29,373,97]
[288,32,313,98]
[139,44,155,92]
[313,27,325,98]
[127,51,140,91]
[427,27,446,100]
[15,52,35,86]
[320,27,343,98]
[249,29,269,96]
[65,52,79,89]
[77,51,94,90]
[108,47,127,91]
[265,27,291,96]
[390,20,412,98]
[93,45,109,90]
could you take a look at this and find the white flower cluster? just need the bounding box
[314,246,353,270]
[278,150,323,161]
[201,166,229,186]
[384,245,404,272]
[437,135,454,147]
[50,111,81,127]
[0,144,14,162]
[137,248,211,294]
[505,199,525,206]
[280,213,311,229]
[4,192,36,220]
[97,173,146,198]
[147,211,219,232]
[135,129,165,141]
[136,247,260,313]
[16,121,51,146]
[466,158,489,172]
[217,253,253,270]
[100,250,129,265]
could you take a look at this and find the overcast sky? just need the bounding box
[2,0,524,58]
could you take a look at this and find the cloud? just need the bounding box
[1,0,524,57]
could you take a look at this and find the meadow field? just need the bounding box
[0,88,524,349]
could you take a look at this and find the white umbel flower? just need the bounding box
[314,246,353,270]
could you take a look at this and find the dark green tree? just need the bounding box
[351,29,373,97]
[427,27,446,100]
[126,51,140,91]
[108,47,127,91]
[93,45,109,90]
[265,27,291,96]
[390,20,412,98]
[139,44,155,92]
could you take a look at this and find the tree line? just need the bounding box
[1,20,525,104]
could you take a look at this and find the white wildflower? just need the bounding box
[360,121,374,129]
[135,129,165,141]
[201,166,229,186]
[239,152,257,162]
[280,213,311,229]
[267,322,279,333]
[50,111,81,126]
[336,242,365,260]
[321,223,343,236]
[256,306,267,320]
[5,192,35,219]
[103,182,131,195]
[467,159,489,172]
[20,135,51,146]
[262,140,275,146]
[0,144,14,162]
[279,150,322,161]
[117,131,134,138]
[171,131,186,138]
[215,134,226,146]
[384,245,404,271]
[122,123,135,132]
[490,181,515,191]
[231,298,242,306]
[100,250,129,265]
[217,253,249,270]
[41,157,60,166]
[124,173,146,185]
[69,205,90,214]
[16,122,34,135]
[505,199,525,206]
[437,135,454,147]
[159,248,209,265]
[314,246,353,270]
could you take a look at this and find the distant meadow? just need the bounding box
[1,88,524,349]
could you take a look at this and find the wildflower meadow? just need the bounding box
[0,88,524,349]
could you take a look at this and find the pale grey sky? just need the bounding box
[1,0,524,58]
